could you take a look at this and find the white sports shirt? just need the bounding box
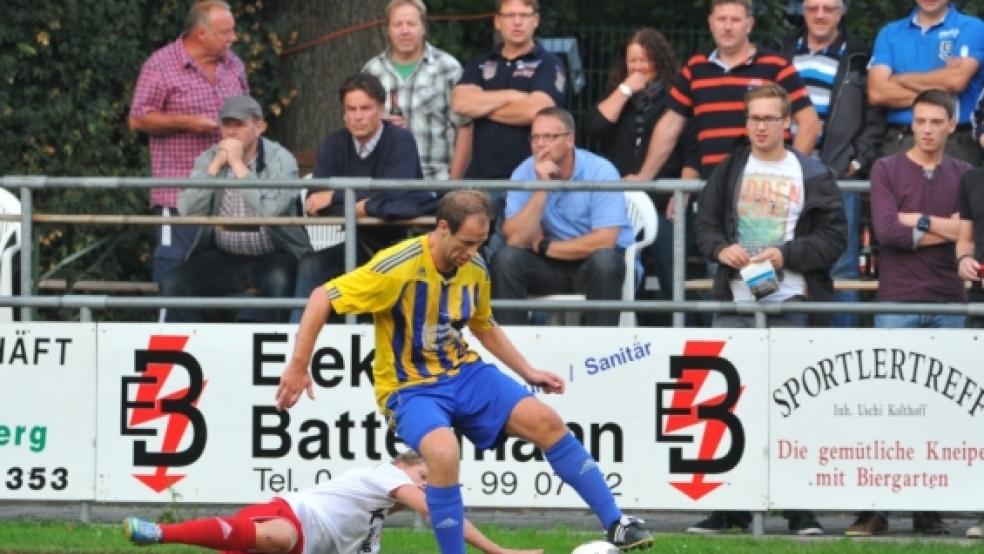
[280,463,413,554]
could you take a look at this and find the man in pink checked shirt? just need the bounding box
[129,0,248,289]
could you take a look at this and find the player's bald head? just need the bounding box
[436,189,494,234]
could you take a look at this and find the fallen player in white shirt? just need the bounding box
[124,450,541,554]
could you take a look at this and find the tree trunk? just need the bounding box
[268,0,390,171]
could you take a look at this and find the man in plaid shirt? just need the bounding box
[362,0,470,181]
[129,0,249,287]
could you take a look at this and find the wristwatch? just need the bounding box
[618,82,633,98]
[917,214,931,232]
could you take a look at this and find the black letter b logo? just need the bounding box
[666,355,744,474]
[131,350,207,467]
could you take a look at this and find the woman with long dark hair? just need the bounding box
[585,28,698,322]
[586,27,681,176]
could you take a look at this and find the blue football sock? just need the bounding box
[425,484,465,554]
[546,433,621,529]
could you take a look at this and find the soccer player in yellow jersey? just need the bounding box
[276,189,653,553]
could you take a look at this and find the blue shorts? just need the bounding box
[385,360,532,451]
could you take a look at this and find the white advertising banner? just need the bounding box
[94,324,769,509]
[0,323,97,500]
[769,329,984,510]
[25,321,978,510]
[96,324,381,504]
[471,327,769,510]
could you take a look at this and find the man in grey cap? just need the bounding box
[161,94,311,323]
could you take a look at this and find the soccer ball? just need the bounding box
[571,540,619,554]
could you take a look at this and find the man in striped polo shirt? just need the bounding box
[627,0,820,182]
[779,0,885,328]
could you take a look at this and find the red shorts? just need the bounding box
[221,498,304,554]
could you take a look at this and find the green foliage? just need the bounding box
[426,1,497,65]
[0,0,293,311]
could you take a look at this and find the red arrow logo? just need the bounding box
[670,473,723,501]
[134,466,186,493]
[128,335,206,492]
[664,340,744,501]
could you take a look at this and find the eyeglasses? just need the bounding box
[498,11,537,20]
[529,132,570,143]
[803,4,841,14]
[746,115,785,126]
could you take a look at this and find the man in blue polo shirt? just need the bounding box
[868,0,984,164]
[490,107,634,327]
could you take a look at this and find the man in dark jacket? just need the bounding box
[696,84,846,321]
[689,83,845,536]
[779,0,885,326]
[291,73,433,322]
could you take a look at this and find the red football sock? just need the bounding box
[160,516,256,551]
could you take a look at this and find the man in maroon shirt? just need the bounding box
[869,88,968,325]
[856,88,967,536]
[129,0,249,287]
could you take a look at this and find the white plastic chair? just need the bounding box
[619,191,659,326]
[0,189,22,321]
[301,174,345,250]
[533,191,658,327]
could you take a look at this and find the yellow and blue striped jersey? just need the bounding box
[324,235,495,411]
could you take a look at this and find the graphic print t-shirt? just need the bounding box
[730,151,807,302]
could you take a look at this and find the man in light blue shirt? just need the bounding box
[491,107,633,326]
[868,0,984,164]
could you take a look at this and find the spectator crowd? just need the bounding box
[126,0,984,540]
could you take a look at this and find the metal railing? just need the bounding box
[2,176,978,325]
[2,177,982,536]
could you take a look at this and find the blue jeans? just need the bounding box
[161,248,297,323]
[490,245,625,326]
[712,311,809,328]
[153,207,199,287]
[874,313,965,329]
[829,191,860,327]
